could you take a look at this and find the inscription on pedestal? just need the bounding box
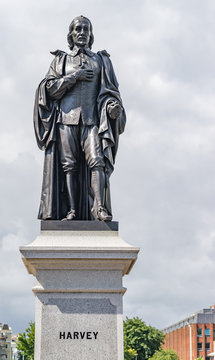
[59,331,98,340]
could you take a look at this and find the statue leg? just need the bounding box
[83,125,112,221]
[57,124,80,220]
[65,171,78,220]
[91,167,112,221]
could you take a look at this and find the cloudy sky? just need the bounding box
[1,0,215,334]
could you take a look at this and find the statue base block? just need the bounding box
[20,221,139,360]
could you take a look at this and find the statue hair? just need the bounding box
[67,16,94,50]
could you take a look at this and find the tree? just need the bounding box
[124,317,165,360]
[148,349,179,360]
[124,332,138,360]
[124,345,138,360]
[16,321,35,360]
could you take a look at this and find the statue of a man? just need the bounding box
[34,16,126,221]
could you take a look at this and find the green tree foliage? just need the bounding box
[148,348,179,360]
[124,322,137,360]
[17,353,28,360]
[124,345,138,360]
[124,317,165,360]
[17,321,35,360]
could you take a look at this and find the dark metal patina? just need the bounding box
[34,16,126,221]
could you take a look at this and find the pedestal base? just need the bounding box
[20,221,139,360]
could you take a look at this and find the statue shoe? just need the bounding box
[97,206,112,221]
[66,209,76,221]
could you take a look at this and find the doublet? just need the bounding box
[46,47,102,126]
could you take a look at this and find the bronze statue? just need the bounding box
[34,16,126,221]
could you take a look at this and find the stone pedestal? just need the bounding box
[20,221,139,360]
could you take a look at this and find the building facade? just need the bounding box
[11,335,19,360]
[163,305,215,360]
[0,324,12,360]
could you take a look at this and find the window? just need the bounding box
[205,329,210,337]
[206,357,210,360]
[197,342,202,350]
[205,342,210,350]
[197,328,202,337]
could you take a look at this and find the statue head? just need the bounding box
[67,16,94,50]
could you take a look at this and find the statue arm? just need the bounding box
[46,74,77,100]
[41,50,76,100]
[44,53,77,100]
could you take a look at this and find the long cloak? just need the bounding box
[33,50,126,220]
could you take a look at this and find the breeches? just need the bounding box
[57,124,105,172]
